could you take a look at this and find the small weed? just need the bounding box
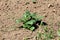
[36,26,54,40]
[42,31,54,40]
[16,10,43,31]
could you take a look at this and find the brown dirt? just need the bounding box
[0,0,60,40]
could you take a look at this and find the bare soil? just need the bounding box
[0,0,60,40]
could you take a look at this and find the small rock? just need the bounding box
[2,38,5,40]
[48,4,54,8]
[52,9,56,12]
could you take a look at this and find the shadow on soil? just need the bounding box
[33,20,47,31]
[18,20,47,31]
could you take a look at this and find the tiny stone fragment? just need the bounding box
[48,4,54,8]
[52,9,56,12]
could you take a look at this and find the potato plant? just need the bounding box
[16,10,43,31]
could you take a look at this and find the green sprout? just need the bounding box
[16,10,43,31]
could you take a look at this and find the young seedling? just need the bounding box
[16,10,43,31]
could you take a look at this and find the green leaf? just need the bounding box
[16,10,44,31]
[31,13,38,20]
[44,26,48,32]
[25,10,31,15]
[57,29,60,36]
[23,24,31,28]
[22,10,31,22]
[21,17,30,23]
[48,34,54,39]
[25,20,36,25]
[23,24,35,31]
[31,13,36,17]
[23,24,27,28]
[38,16,44,20]
[30,26,35,31]
[43,33,47,38]
[23,10,31,18]
[16,19,21,23]
[40,21,43,25]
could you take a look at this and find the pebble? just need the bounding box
[48,4,54,8]
[52,9,56,12]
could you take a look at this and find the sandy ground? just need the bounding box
[0,0,60,40]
